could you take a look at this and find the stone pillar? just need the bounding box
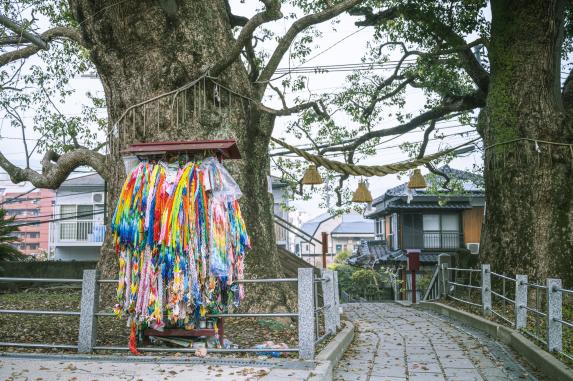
[322,269,337,335]
[546,278,562,353]
[78,269,99,353]
[515,275,528,329]
[333,270,341,328]
[438,254,451,298]
[481,264,491,316]
[298,268,315,360]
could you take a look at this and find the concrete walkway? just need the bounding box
[0,354,315,381]
[334,303,544,381]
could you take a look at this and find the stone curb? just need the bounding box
[307,321,355,381]
[417,301,573,381]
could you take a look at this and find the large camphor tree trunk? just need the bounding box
[69,0,282,285]
[480,0,573,285]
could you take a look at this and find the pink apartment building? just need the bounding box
[0,186,55,257]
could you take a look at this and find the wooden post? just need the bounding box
[321,232,328,268]
[411,270,417,304]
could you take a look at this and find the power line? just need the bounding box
[269,121,475,155]
[1,189,105,207]
[274,60,417,74]
[12,210,105,228]
[0,187,37,206]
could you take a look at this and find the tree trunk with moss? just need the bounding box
[69,1,283,287]
[480,0,573,285]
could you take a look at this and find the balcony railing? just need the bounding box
[57,221,105,243]
[423,231,461,249]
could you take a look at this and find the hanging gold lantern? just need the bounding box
[301,164,323,185]
[352,181,373,203]
[407,168,427,189]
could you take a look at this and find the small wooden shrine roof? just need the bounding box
[122,139,241,160]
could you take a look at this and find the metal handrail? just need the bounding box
[0,309,80,316]
[0,342,78,349]
[0,277,82,283]
[205,312,298,318]
[449,281,481,290]
[0,270,338,360]
[553,317,573,329]
[556,287,573,295]
[447,294,481,308]
[491,272,515,281]
[97,278,299,284]
[491,290,515,304]
[448,267,481,272]
[519,281,547,289]
[489,308,515,326]
[519,305,547,317]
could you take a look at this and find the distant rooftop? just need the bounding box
[300,212,374,237]
[331,220,374,235]
[60,173,105,187]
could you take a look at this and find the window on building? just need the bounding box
[375,218,385,238]
[423,214,460,249]
[27,243,39,250]
[59,205,95,240]
[335,244,342,253]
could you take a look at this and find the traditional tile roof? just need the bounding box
[367,165,484,218]
[331,220,374,235]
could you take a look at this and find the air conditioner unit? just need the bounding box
[92,192,104,204]
[466,243,480,255]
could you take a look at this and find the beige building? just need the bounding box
[297,212,375,266]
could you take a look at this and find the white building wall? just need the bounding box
[50,185,105,261]
[54,246,100,261]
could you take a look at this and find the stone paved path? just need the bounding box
[334,303,544,381]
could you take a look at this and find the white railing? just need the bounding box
[56,221,105,243]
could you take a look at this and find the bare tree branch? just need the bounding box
[0,26,83,67]
[416,119,437,160]
[0,148,109,189]
[351,5,489,92]
[256,0,365,91]
[211,0,283,76]
[258,97,330,118]
[321,91,485,154]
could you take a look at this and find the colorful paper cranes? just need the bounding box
[112,157,250,334]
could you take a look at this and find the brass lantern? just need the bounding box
[352,181,373,203]
[301,164,323,185]
[407,168,427,189]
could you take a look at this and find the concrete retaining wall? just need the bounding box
[0,261,97,289]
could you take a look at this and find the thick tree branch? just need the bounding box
[211,0,283,76]
[244,37,260,82]
[258,97,329,118]
[416,120,437,159]
[256,0,364,91]
[0,26,83,67]
[0,148,109,189]
[224,0,249,27]
[321,91,485,154]
[351,5,489,92]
